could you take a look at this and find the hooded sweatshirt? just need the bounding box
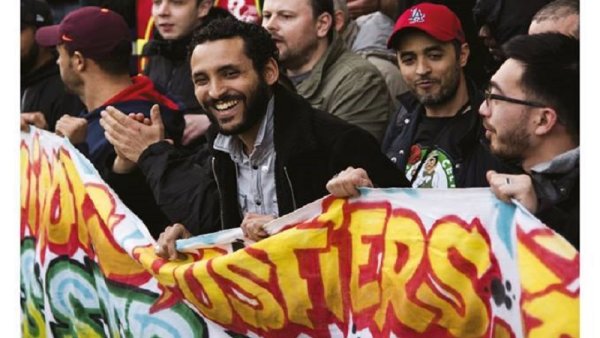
[78,75,184,238]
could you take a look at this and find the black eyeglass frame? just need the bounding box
[484,89,546,108]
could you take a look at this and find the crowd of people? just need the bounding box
[21,0,580,257]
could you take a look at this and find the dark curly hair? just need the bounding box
[189,16,279,73]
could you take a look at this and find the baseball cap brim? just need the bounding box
[35,25,61,47]
[387,26,458,49]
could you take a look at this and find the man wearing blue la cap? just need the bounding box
[327,3,509,197]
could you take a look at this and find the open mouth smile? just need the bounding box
[214,99,240,111]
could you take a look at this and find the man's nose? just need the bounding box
[415,58,431,76]
[208,79,227,99]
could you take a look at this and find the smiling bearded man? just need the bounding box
[99,17,409,259]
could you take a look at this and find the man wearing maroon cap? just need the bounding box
[327,3,508,197]
[35,6,185,238]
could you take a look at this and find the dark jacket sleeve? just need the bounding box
[103,162,171,238]
[137,141,221,235]
[328,126,411,188]
[532,171,579,249]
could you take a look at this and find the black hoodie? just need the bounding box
[21,58,83,131]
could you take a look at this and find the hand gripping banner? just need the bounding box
[21,129,579,337]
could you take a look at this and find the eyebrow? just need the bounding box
[192,64,240,78]
[218,64,239,72]
[488,80,505,95]
[398,44,444,56]
[191,70,206,79]
[423,45,444,53]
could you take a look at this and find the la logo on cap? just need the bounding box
[408,8,426,24]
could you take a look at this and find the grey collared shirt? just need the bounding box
[213,97,278,217]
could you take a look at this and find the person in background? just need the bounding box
[346,0,401,19]
[473,0,550,76]
[333,0,408,109]
[262,0,394,142]
[528,0,579,38]
[21,0,83,132]
[143,0,231,151]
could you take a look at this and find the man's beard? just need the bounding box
[414,64,461,107]
[21,43,39,76]
[277,37,319,73]
[207,78,271,136]
[490,119,530,162]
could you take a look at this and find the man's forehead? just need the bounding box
[492,58,524,90]
[191,38,249,68]
[263,0,309,11]
[396,30,447,52]
[529,14,579,36]
[193,37,244,53]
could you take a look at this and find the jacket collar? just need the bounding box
[397,76,485,149]
[271,84,319,162]
[531,147,580,174]
[341,19,359,48]
[102,75,180,110]
[295,32,346,97]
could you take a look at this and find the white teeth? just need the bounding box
[214,100,239,111]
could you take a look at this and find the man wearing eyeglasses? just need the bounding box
[480,33,579,249]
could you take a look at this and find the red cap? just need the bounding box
[387,3,465,49]
[35,6,130,60]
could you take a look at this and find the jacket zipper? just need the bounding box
[234,163,243,218]
[283,166,297,210]
[211,157,226,230]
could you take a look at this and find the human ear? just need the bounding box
[534,107,558,136]
[459,42,470,67]
[72,51,86,72]
[316,12,333,39]
[197,0,211,18]
[263,57,280,85]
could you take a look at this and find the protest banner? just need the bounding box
[21,129,579,337]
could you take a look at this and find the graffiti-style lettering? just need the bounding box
[518,228,579,338]
[212,248,285,331]
[348,205,388,313]
[20,238,46,338]
[21,130,579,337]
[424,217,495,337]
[373,209,432,334]
[45,258,105,337]
[175,260,234,326]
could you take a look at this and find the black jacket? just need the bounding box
[531,153,579,249]
[382,79,511,187]
[142,34,200,115]
[142,31,210,154]
[138,84,409,235]
[21,59,83,131]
